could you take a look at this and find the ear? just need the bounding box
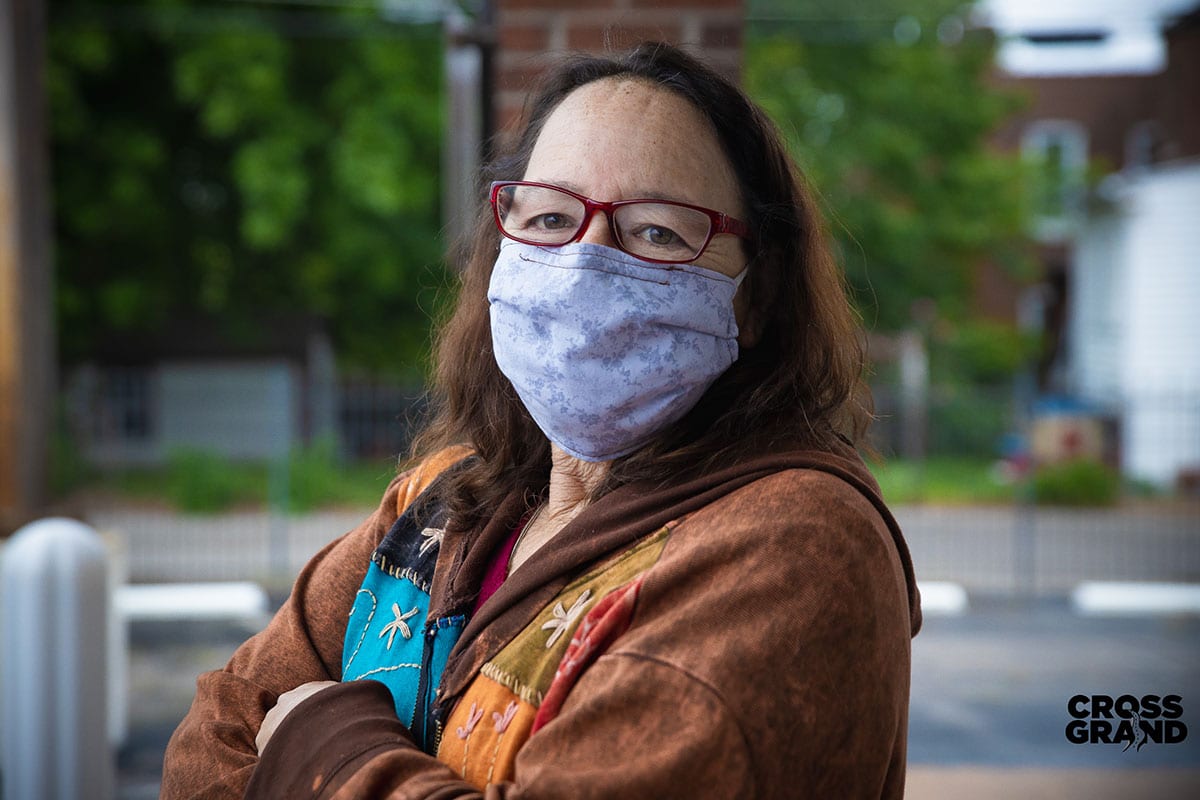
[734,286,762,349]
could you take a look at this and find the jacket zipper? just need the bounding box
[412,624,438,751]
[431,715,444,755]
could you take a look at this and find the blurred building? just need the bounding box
[64,316,337,466]
[984,0,1200,487]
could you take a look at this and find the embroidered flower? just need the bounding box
[378,603,420,649]
[456,702,484,739]
[541,588,593,649]
[418,527,445,557]
[493,700,519,733]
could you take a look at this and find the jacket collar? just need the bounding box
[428,439,920,712]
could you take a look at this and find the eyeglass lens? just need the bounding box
[495,184,713,261]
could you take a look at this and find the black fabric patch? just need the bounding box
[372,482,451,589]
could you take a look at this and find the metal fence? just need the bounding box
[58,374,1200,594]
[86,501,1200,596]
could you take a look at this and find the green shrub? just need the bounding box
[283,439,397,513]
[165,447,264,513]
[75,442,393,513]
[869,457,1016,505]
[1031,459,1120,506]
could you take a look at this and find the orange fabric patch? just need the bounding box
[436,675,537,788]
[396,446,472,517]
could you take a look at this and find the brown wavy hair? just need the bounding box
[412,42,872,531]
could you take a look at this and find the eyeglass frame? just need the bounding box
[489,180,753,265]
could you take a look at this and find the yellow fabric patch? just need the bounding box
[487,525,670,707]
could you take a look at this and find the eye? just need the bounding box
[633,225,684,247]
[528,213,577,231]
[615,202,709,258]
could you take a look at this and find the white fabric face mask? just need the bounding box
[488,239,745,462]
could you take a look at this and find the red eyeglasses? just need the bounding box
[490,181,751,264]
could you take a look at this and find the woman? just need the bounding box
[163,42,920,799]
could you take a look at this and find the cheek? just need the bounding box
[696,241,749,280]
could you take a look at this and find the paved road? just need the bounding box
[117,596,1200,798]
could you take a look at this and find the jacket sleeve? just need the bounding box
[158,472,407,800]
[239,469,915,800]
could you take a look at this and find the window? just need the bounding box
[1022,120,1089,241]
[92,367,156,442]
[1125,120,1163,171]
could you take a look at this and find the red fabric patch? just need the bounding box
[531,575,644,733]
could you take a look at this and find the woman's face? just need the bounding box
[521,78,750,285]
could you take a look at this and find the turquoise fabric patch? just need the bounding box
[342,560,431,726]
[342,561,465,737]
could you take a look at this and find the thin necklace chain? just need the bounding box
[507,502,547,576]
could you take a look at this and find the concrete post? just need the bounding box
[1,518,114,800]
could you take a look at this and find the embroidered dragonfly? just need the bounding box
[541,588,593,649]
[379,603,420,649]
[418,527,444,557]
[493,700,519,733]
[456,702,484,739]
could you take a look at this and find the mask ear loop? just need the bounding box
[731,265,750,290]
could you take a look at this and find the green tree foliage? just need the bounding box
[49,0,447,375]
[746,0,1032,332]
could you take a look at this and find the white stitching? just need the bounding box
[343,589,377,673]
[348,662,421,680]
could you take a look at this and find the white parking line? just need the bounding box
[918,581,969,616]
[1071,581,1200,615]
[115,581,269,623]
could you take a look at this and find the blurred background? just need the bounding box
[1,0,1198,798]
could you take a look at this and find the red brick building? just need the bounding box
[488,0,744,138]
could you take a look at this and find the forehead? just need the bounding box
[524,78,743,213]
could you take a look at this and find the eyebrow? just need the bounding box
[530,178,694,206]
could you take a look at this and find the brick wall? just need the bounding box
[492,0,744,138]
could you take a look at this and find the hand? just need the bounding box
[256,680,339,756]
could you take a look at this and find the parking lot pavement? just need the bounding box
[908,595,1200,797]
[910,595,1200,768]
[119,620,255,799]
[906,766,1200,799]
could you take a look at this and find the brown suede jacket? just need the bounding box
[162,440,921,799]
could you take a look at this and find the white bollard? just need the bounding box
[1,518,114,800]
